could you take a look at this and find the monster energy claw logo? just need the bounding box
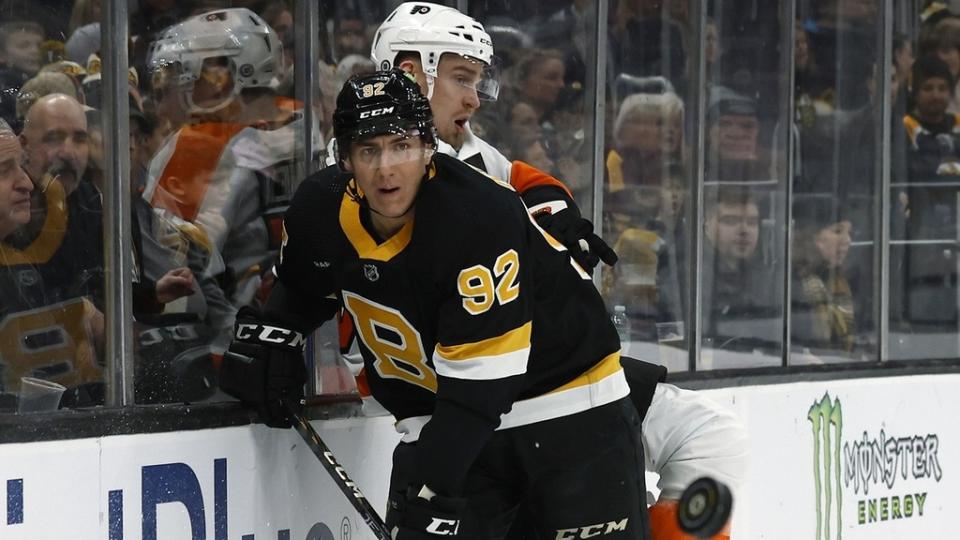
[808,393,843,540]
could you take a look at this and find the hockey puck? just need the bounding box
[677,477,732,538]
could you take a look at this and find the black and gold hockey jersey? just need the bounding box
[0,180,104,392]
[274,153,627,494]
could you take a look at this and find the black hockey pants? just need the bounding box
[385,397,651,540]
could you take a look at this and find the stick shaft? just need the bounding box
[284,400,393,540]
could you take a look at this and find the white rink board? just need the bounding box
[0,374,956,539]
[700,374,955,540]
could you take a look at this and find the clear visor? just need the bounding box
[435,54,501,102]
[349,129,434,168]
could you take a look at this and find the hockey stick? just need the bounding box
[282,398,394,540]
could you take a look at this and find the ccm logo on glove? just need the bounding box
[425,518,460,536]
[236,323,307,348]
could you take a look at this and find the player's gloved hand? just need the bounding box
[534,207,618,272]
[390,486,467,540]
[219,306,308,428]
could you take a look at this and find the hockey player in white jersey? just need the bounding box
[366,4,748,538]
[141,7,317,350]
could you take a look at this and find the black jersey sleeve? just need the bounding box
[271,166,342,326]
[410,176,534,496]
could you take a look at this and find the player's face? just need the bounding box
[430,54,484,150]
[706,202,760,264]
[0,134,33,239]
[344,133,432,232]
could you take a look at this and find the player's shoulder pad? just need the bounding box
[288,163,350,210]
[429,154,528,229]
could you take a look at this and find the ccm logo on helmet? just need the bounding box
[236,323,307,349]
[360,106,396,119]
[555,518,629,540]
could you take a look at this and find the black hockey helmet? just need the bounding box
[333,68,437,163]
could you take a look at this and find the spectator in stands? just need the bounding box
[607,88,684,193]
[511,48,566,128]
[904,55,960,181]
[68,0,101,39]
[6,96,105,403]
[919,16,960,114]
[0,21,43,79]
[508,98,543,145]
[332,14,369,63]
[0,21,44,128]
[16,71,84,124]
[706,86,772,182]
[0,118,31,241]
[894,33,915,95]
[508,133,554,176]
[702,187,780,351]
[791,197,855,357]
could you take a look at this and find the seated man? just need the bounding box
[0,112,103,407]
[701,187,780,352]
[705,87,772,183]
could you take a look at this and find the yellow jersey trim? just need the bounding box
[339,190,414,262]
[433,322,531,381]
[435,321,531,361]
[549,351,622,394]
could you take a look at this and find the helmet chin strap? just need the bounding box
[425,73,436,100]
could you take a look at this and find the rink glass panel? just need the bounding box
[0,0,954,422]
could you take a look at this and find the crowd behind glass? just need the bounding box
[0,0,953,411]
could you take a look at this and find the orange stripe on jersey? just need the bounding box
[435,321,531,362]
[355,367,372,398]
[548,352,622,394]
[509,160,573,199]
[150,123,246,221]
[338,309,356,353]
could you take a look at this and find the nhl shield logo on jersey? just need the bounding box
[363,264,380,282]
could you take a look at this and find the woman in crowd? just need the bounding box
[791,198,856,357]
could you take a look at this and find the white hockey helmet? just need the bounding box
[371,2,500,101]
[147,8,283,115]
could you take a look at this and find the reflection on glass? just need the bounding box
[134,4,304,403]
[891,50,960,360]
[699,0,787,370]
[702,188,781,362]
[792,1,880,364]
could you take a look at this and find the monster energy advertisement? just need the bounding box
[808,393,944,538]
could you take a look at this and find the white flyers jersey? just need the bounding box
[436,122,512,182]
[642,383,749,501]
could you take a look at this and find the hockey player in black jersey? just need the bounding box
[220,69,651,539]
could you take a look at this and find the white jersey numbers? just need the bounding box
[457,249,520,315]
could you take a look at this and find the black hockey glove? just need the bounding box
[535,206,618,272]
[219,306,308,428]
[390,486,468,540]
